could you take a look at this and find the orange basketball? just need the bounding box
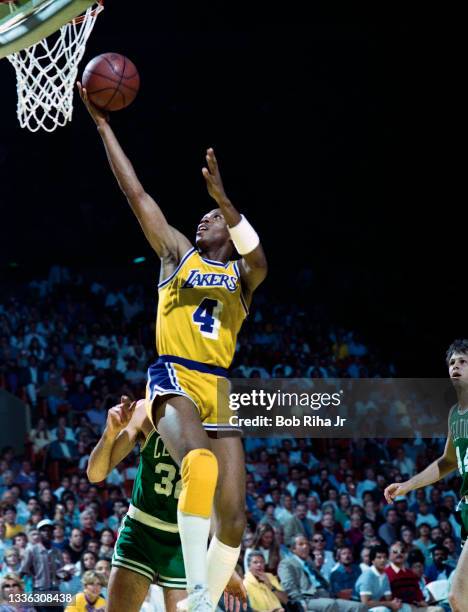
[82,52,140,111]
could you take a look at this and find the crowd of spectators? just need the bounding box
[0,267,462,611]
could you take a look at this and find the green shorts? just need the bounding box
[459,501,468,546]
[112,514,186,589]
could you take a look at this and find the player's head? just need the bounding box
[195,209,233,254]
[446,339,468,387]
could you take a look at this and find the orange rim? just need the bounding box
[72,0,103,25]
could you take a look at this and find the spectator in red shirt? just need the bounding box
[385,541,423,603]
[346,514,365,554]
[385,541,443,611]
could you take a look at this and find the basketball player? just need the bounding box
[88,397,247,612]
[78,82,267,611]
[384,339,468,612]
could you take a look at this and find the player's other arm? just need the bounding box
[384,423,458,502]
[87,397,141,483]
[202,148,268,293]
[76,83,191,260]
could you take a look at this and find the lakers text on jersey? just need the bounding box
[157,248,247,369]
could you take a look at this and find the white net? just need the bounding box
[7,2,103,132]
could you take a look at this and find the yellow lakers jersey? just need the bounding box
[156,248,248,369]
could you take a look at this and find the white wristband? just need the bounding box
[228,214,260,255]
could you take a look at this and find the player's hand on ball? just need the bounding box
[76,81,109,126]
[106,396,136,435]
[202,148,229,204]
[224,571,248,612]
[384,482,409,504]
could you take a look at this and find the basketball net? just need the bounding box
[6,1,104,132]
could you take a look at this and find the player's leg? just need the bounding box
[210,436,246,545]
[448,538,468,612]
[107,566,151,612]
[153,394,213,463]
[164,588,188,612]
[153,394,218,608]
[206,435,246,607]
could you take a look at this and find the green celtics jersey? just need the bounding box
[131,430,181,525]
[449,404,468,498]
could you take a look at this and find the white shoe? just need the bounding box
[177,585,212,612]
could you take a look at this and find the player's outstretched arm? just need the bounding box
[87,396,139,483]
[76,83,192,261]
[384,426,458,503]
[202,148,268,293]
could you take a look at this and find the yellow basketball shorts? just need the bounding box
[145,354,235,432]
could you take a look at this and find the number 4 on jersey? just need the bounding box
[193,298,223,339]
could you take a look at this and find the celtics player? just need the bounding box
[88,397,247,612]
[384,339,468,612]
[78,83,267,612]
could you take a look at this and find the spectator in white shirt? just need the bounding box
[91,346,110,371]
[306,495,323,524]
[50,417,76,443]
[416,502,439,529]
[392,447,415,478]
[274,494,295,526]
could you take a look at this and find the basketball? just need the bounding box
[82,52,140,111]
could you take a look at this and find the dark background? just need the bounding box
[0,4,458,376]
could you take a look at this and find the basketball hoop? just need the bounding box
[4,0,104,132]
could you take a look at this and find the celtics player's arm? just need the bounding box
[202,148,268,293]
[77,83,192,261]
[384,419,458,503]
[87,397,140,483]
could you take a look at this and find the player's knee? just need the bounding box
[214,508,245,548]
[178,448,218,518]
[221,510,246,541]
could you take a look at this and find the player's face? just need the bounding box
[448,352,468,387]
[195,209,230,249]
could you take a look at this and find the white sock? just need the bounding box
[177,510,210,590]
[207,535,241,606]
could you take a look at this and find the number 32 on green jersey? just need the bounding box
[154,463,182,499]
